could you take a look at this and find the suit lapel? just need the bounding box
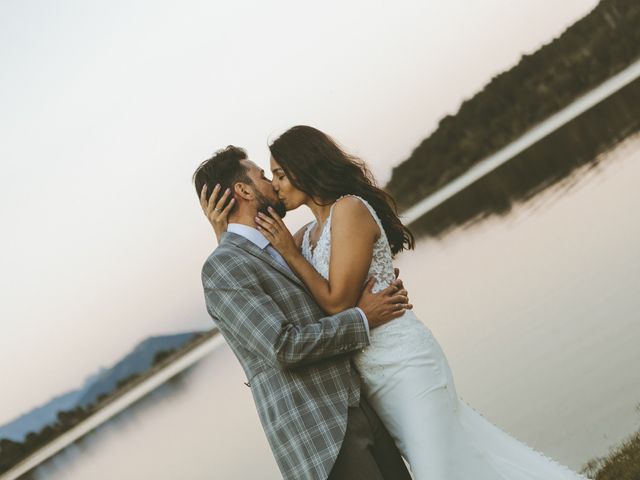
[222,232,308,291]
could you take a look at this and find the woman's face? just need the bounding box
[270,156,308,211]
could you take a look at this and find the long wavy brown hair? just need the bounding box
[269,125,414,255]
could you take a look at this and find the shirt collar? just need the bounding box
[227,223,269,250]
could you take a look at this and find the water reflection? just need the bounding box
[393,136,640,467]
[29,348,280,479]
[27,137,640,479]
[407,79,640,238]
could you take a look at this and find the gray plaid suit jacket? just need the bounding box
[201,232,370,480]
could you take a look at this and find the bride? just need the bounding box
[203,125,589,479]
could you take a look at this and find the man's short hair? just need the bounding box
[193,146,252,213]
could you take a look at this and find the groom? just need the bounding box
[194,146,411,480]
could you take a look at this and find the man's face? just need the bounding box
[241,159,286,218]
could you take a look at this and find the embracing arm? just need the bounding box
[203,281,369,369]
[258,197,380,315]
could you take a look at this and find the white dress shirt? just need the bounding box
[227,223,370,337]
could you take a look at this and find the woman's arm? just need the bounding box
[257,197,381,315]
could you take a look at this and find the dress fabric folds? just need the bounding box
[301,194,589,480]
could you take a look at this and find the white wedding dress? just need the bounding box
[301,195,589,480]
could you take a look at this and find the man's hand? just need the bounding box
[392,267,409,303]
[356,276,413,329]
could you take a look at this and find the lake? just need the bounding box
[24,135,640,479]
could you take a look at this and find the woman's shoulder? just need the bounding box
[332,194,368,211]
[331,195,380,236]
[332,195,376,219]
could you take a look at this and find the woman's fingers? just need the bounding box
[200,184,208,209]
[207,184,221,211]
[257,212,276,225]
[267,206,285,228]
[255,217,275,235]
[215,187,231,211]
[256,213,278,233]
[255,224,274,242]
[221,197,235,216]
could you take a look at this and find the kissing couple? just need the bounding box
[194,126,588,479]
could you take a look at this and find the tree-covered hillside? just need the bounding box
[386,0,640,210]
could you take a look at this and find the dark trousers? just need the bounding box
[327,396,412,480]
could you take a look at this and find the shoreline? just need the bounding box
[400,59,640,227]
[0,332,225,480]
[5,63,640,479]
[580,430,640,479]
[5,44,640,480]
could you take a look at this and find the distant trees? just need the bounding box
[404,80,640,237]
[115,373,142,390]
[0,366,182,473]
[0,330,216,474]
[153,348,176,366]
[0,377,143,473]
[97,393,109,403]
[0,439,25,472]
[386,0,640,211]
[0,408,88,474]
[56,406,87,430]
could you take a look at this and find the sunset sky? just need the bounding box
[0,0,598,425]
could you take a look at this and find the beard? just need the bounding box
[255,189,287,218]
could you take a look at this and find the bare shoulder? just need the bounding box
[331,196,379,237]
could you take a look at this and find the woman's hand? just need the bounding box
[255,207,299,260]
[200,184,234,243]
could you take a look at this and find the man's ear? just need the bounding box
[233,182,253,201]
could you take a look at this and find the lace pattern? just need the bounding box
[301,195,396,293]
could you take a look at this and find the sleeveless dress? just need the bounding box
[301,195,589,480]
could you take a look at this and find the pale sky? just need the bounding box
[0,0,598,425]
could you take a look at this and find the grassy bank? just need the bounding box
[582,430,640,479]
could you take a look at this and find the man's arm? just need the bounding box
[205,284,369,369]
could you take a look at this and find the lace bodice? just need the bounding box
[300,195,396,293]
